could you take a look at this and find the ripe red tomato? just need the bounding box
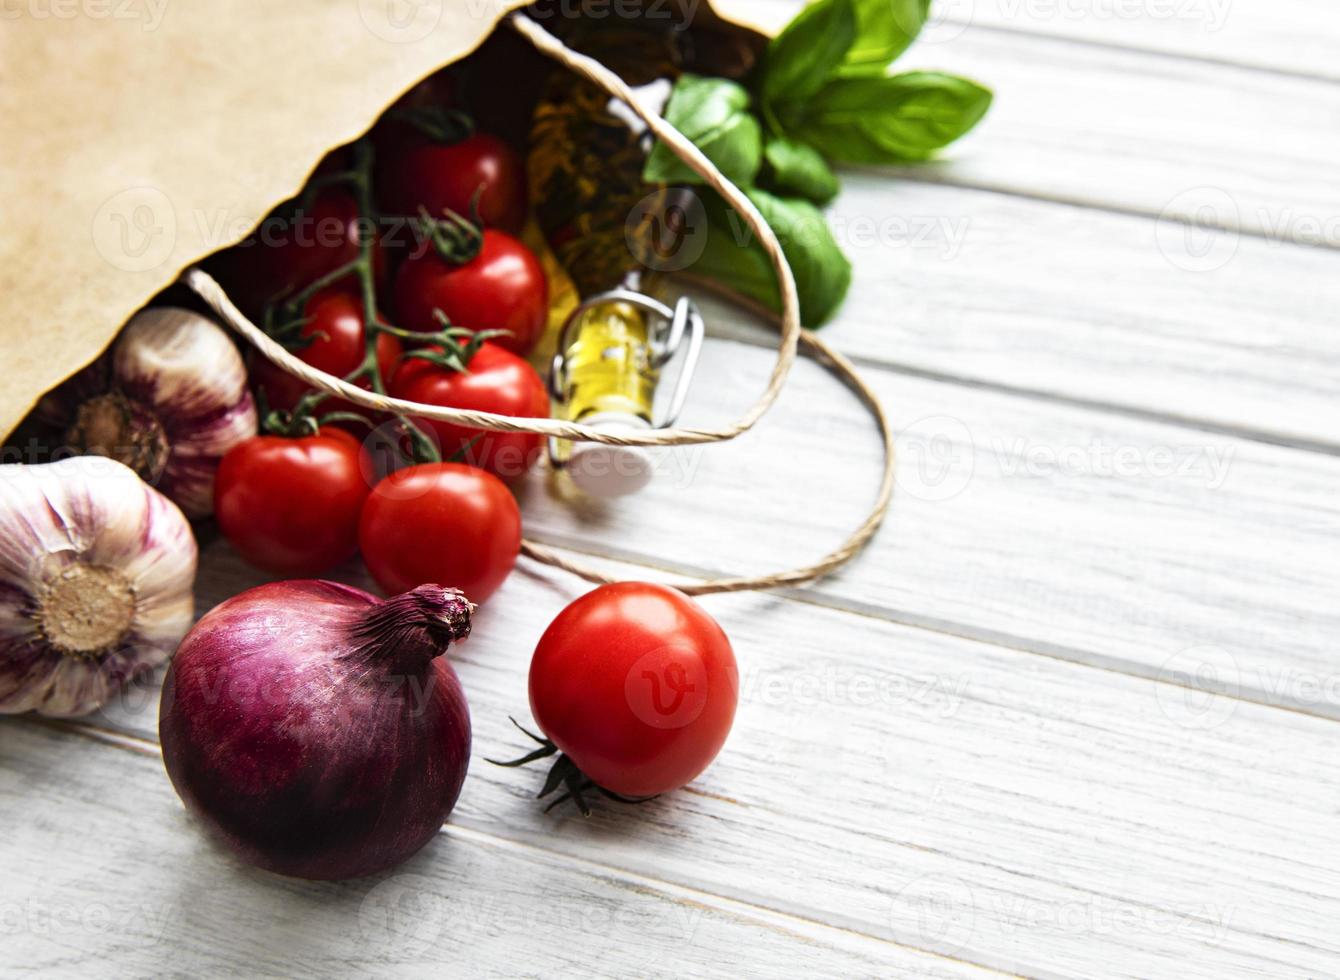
[215,429,371,576]
[528,583,739,798]
[359,462,521,604]
[377,133,527,234]
[388,343,548,480]
[251,287,402,416]
[393,229,547,357]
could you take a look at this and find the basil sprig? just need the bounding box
[694,187,853,328]
[839,0,929,77]
[781,72,992,163]
[762,137,839,205]
[644,75,762,186]
[644,0,990,326]
[760,0,858,106]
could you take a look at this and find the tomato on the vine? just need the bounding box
[214,428,371,576]
[251,287,402,416]
[393,229,547,357]
[377,133,527,235]
[359,462,521,604]
[214,189,386,317]
[525,583,739,801]
[388,341,548,480]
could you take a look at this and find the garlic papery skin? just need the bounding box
[0,457,197,717]
[63,307,257,518]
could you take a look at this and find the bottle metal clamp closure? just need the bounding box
[548,288,705,497]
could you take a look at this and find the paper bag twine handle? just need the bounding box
[182,11,894,596]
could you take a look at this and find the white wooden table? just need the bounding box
[7,1,1340,976]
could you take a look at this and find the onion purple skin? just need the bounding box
[159,579,472,881]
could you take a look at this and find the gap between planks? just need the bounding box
[693,287,1340,460]
[933,18,1340,88]
[737,0,1340,249]
[31,715,1016,980]
[44,541,1340,976]
[742,0,1340,88]
[867,170,1340,255]
[515,530,1340,726]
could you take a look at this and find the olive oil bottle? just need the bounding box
[558,299,658,425]
[528,20,683,299]
[528,18,690,494]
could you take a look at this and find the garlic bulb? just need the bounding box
[0,457,197,717]
[57,307,257,518]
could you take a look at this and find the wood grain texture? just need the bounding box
[929,0,1340,83]
[733,0,1340,240]
[1,722,985,980]
[746,0,1340,82]
[67,542,1340,978]
[514,333,1340,719]
[8,3,1340,976]
[691,181,1340,449]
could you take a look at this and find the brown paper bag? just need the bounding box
[0,0,767,440]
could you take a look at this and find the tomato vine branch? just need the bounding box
[262,138,456,464]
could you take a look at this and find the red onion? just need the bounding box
[159,580,472,880]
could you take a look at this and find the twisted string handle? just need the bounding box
[183,11,894,596]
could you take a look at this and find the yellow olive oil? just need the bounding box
[528,21,683,429]
[561,301,657,423]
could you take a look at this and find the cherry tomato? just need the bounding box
[377,133,527,234]
[359,462,521,604]
[251,287,402,417]
[528,583,739,798]
[388,343,548,480]
[215,429,371,576]
[393,229,548,357]
[214,189,386,317]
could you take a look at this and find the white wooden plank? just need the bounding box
[692,180,1340,449]
[518,334,1340,719]
[0,721,978,980]
[743,0,1340,83]
[730,0,1340,240]
[8,7,1339,980]
[928,0,1340,84]
[73,541,1340,977]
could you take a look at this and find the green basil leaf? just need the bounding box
[760,0,858,107]
[785,71,991,163]
[840,0,929,76]
[643,74,762,187]
[762,137,840,204]
[691,188,852,327]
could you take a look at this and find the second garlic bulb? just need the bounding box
[57,307,257,518]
